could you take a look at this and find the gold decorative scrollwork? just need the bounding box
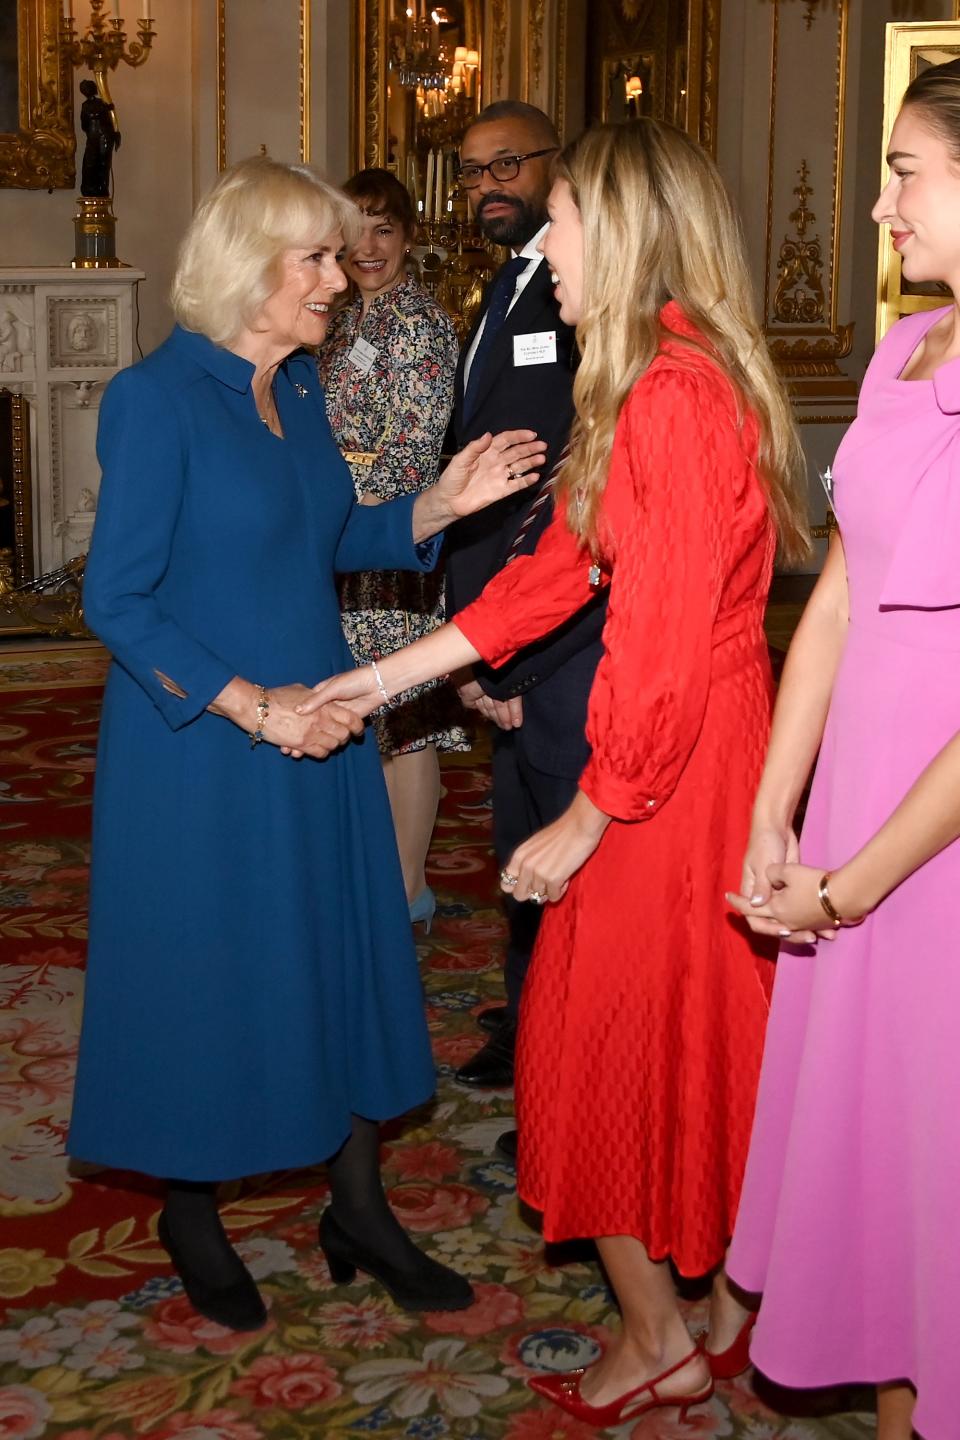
[528,0,547,91]
[0,0,75,190]
[490,0,507,95]
[768,324,855,378]
[355,0,388,173]
[773,160,826,326]
[0,389,32,588]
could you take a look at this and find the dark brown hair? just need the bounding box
[902,58,960,160]
[342,167,415,238]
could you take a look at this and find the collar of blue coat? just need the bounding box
[169,324,314,396]
[169,324,255,393]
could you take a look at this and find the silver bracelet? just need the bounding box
[370,659,392,708]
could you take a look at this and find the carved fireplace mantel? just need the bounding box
[0,266,144,578]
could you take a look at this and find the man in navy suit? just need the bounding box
[446,102,606,1158]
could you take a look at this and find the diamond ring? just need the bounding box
[500,869,519,888]
[529,890,547,905]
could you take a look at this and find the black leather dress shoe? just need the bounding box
[158,1211,267,1332]
[477,1005,509,1034]
[455,1020,516,1087]
[494,1129,518,1163]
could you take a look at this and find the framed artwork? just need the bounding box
[0,389,33,588]
[0,0,75,190]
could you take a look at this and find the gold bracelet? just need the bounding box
[817,871,857,927]
[249,684,270,747]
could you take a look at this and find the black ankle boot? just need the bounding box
[158,1210,267,1332]
[318,1208,474,1312]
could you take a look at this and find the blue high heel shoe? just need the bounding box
[409,887,436,933]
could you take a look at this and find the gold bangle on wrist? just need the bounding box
[249,684,270,747]
[817,871,863,927]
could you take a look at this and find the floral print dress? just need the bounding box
[318,274,468,754]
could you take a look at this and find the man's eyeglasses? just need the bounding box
[457,148,558,189]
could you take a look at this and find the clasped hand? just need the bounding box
[457,677,522,730]
[261,683,364,761]
[725,825,837,944]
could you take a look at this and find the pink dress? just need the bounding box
[728,306,960,1440]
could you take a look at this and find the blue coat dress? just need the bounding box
[68,325,439,1181]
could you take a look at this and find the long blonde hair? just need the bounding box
[555,121,810,566]
[171,156,360,347]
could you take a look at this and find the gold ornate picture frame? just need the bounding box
[0,0,75,190]
[876,20,960,342]
[0,389,33,589]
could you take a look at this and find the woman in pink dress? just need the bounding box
[726,59,960,1440]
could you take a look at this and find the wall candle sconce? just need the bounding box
[61,0,158,268]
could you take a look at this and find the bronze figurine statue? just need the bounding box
[79,79,121,198]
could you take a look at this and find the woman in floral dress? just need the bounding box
[318,169,466,928]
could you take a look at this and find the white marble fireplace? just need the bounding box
[0,267,144,578]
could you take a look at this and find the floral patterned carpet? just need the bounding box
[0,645,875,1440]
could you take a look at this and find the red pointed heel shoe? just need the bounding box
[528,1348,714,1427]
[702,1311,756,1380]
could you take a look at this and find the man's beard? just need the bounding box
[475,192,547,248]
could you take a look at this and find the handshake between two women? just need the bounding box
[217,426,544,763]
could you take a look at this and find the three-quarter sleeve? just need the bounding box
[82,368,235,731]
[579,368,738,821]
[334,491,442,574]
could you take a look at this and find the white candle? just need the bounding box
[141,0,150,18]
[112,0,121,17]
[434,149,444,220]
[62,0,73,18]
[425,149,435,220]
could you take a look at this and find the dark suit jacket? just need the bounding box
[447,256,607,780]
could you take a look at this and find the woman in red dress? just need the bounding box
[304,119,810,1422]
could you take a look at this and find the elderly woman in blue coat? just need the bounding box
[69,156,544,1332]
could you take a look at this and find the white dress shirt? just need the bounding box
[462,222,550,393]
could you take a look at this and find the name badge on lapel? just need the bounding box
[348,337,379,374]
[513,331,557,367]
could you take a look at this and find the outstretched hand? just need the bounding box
[297,666,382,720]
[437,430,547,518]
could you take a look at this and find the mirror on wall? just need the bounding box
[358,0,482,220]
[588,0,717,149]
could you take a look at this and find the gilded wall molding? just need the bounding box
[0,0,75,190]
[216,0,226,172]
[555,0,568,138]
[763,0,854,390]
[356,0,387,171]
[490,0,508,97]
[526,0,548,94]
[700,0,720,155]
[773,160,825,325]
[300,0,311,162]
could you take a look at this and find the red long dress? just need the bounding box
[455,304,777,1276]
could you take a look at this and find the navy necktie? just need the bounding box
[463,256,529,421]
